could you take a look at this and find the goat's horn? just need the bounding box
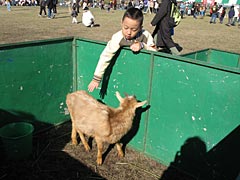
[116,91,123,102]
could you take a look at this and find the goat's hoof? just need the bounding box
[84,144,90,152]
[118,152,124,158]
[72,139,78,145]
[97,158,102,165]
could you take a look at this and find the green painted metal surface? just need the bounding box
[183,49,240,69]
[0,38,239,178]
[147,54,240,165]
[0,38,74,130]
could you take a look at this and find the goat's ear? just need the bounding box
[135,100,147,108]
[116,91,123,103]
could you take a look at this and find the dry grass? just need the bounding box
[0,5,239,54]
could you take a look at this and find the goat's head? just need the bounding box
[115,91,147,109]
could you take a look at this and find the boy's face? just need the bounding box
[121,17,142,40]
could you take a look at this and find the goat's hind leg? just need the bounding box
[78,130,90,152]
[71,122,78,145]
[95,138,103,165]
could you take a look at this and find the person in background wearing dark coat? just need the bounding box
[76,0,80,13]
[150,0,181,55]
[227,5,235,26]
[53,0,58,14]
[39,0,47,17]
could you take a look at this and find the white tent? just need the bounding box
[217,0,240,5]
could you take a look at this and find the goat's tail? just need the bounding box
[66,93,74,111]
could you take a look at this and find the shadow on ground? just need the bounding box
[0,110,105,180]
[160,125,240,180]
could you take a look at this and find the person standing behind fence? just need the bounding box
[143,0,148,13]
[199,4,205,19]
[219,7,226,24]
[75,0,80,13]
[191,2,197,19]
[100,0,105,10]
[210,2,218,24]
[232,5,239,26]
[6,0,11,11]
[39,0,47,17]
[227,5,235,26]
[71,6,78,24]
[46,0,54,19]
[149,0,154,14]
[52,0,57,15]
[154,0,159,13]
[150,0,181,55]
[180,2,185,18]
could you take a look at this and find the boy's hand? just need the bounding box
[130,41,143,52]
[88,80,99,92]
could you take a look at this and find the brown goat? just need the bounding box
[66,90,147,165]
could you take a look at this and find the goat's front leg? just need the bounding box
[95,138,103,165]
[116,143,124,158]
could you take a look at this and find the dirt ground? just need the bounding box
[1,121,170,180]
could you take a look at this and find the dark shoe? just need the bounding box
[175,43,183,52]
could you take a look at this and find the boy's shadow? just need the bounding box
[99,49,121,99]
[160,136,209,180]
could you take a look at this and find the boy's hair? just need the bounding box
[122,7,144,26]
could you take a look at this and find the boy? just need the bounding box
[88,7,156,92]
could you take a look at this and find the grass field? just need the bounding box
[0,5,239,54]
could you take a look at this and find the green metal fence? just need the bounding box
[0,37,74,130]
[0,37,239,178]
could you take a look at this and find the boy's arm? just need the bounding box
[88,32,121,92]
[93,35,121,80]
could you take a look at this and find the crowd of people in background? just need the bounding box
[1,0,239,33]
[0,0,38,6]
[177,0,240,26]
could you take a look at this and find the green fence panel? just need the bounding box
[146,53,240,165]
[183,49,240,69]
[0,38,73,130]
